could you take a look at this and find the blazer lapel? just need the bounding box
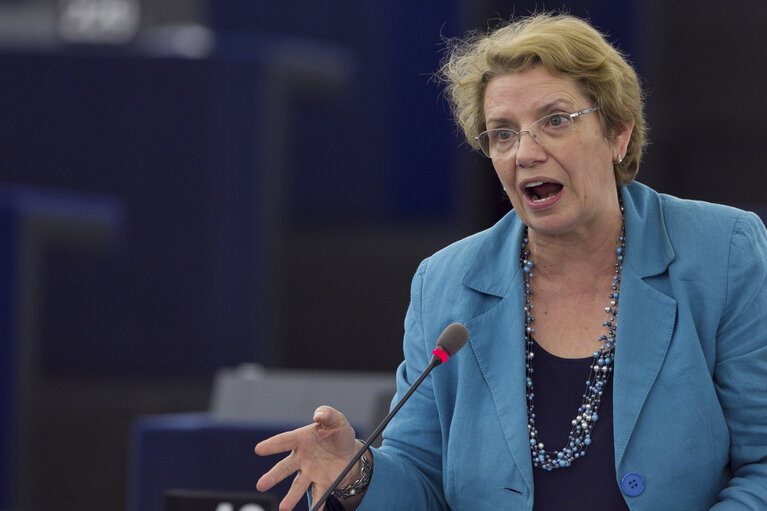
[613,183,678,467]
[465,289,534,494]
[612,263,676,466]
[461,212,534,493]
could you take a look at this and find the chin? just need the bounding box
[524,215,577,237]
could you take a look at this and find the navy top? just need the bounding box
[325,495,344,511]
[530,340,630,510]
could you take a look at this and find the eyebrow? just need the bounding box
[535,99,576,116]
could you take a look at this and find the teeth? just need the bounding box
[525,181,545,188]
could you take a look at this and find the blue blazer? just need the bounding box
[358,182,767,510]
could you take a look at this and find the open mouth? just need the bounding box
[524,181,563,203]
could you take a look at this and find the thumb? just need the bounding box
[313,405,344,429]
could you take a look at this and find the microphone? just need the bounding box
[311,322,469,511]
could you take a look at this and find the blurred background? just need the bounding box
[0,0,765,510]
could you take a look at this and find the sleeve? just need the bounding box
[710,211,767,509]
[356,258,450,511]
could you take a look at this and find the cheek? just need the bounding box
[494,166,525,207]
[567,141,614,187]
[491,160,515,188]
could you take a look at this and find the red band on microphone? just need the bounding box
[432,348,448,363]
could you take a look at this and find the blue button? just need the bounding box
[621,472,645,496]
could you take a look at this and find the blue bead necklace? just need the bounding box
[521,203,626,470]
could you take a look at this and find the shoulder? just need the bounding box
[406,210,521,329]
[626,181,766,252]
[416,210,520,281]
[659,191,756,231]
[660,192,766,266]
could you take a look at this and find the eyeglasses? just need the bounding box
[474,106,599,159]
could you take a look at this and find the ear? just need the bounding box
[611,119,634,162]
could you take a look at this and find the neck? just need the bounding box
[526,204,624,281]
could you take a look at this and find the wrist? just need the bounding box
[332,446,372,500]
[338,441,365,486]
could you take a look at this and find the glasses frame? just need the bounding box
[474,106,600,159]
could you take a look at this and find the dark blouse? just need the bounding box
[530,339,630,510]
[325,495,344,511]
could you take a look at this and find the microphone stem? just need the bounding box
[311,355,442,511]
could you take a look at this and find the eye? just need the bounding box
[542,113,571,130]
[490,129,515,143]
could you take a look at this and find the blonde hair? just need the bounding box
[439,13,646,184]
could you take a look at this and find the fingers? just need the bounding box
[255,430,295,457]
[255,424,313,456]
[279,470,314,511]
[256,451,298,492]
[310,485,327,511]
[255,408,351,511]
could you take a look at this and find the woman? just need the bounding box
[255,13,767,510]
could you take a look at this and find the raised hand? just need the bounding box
[255,405,360,511]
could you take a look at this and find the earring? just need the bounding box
[614,154,624,165]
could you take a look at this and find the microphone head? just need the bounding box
[435,322,469,358]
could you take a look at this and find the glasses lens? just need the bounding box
[482,129,519,158]
[476,109,594,158]
[531,114,573,147]
[476,132,491,157]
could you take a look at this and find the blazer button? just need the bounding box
[621,472,645,497]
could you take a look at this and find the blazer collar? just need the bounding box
[620,182,675,278]
[461,181,675,298]
[461,210,525,298]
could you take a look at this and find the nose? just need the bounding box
[515,130,545,167]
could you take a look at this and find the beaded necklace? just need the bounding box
[521,202,626,470]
